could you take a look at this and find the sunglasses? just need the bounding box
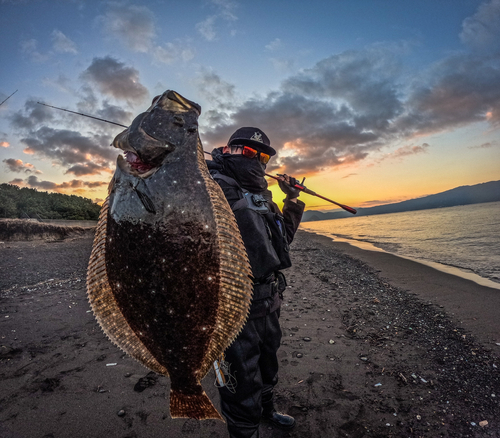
[232,145,270,164]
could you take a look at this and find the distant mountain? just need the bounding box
[302,180,500,222]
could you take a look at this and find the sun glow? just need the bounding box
[280,141,300,156]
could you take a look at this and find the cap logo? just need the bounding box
[250,132,263,143]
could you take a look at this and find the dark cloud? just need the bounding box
[8,96,121,180]
[26,175,59,190]
[10,99,54,130]
[82,56,148,104]
[75,97,133,130]
[65,162,112,176]
[96,102,133,127]
[201,40,500,176]
[3,158,36,173]
[195,70,237,127]
[8,178,25,186]
[75,84,99,114]
[202,90,377,174]
[20,126,117,167]
[283,47,404,132]
[200,46,406,174]
[25,175,107,192]
[396,53,500,134]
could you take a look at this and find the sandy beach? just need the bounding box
[1,229,499,438]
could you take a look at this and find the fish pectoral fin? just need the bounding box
[132,179,156,214]
[135,188,156,213]
[169,388,223,421]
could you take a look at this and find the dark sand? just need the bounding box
[1,229,499,438]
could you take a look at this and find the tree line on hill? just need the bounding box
[0,183,101,220]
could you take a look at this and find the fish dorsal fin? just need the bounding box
[86,199,168,375]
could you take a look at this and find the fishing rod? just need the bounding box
[265,172,357,214]
[37,102,128,128]
[203,150,356,214]
[0,89,18,106]
[40,102,357,214]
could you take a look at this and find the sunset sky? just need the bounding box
[1,0,499,211]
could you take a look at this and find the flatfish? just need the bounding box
[86,90,253,420]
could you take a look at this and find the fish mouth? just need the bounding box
[123,151,159,176]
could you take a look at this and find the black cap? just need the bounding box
[228,127,276,156]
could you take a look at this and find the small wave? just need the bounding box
[301,202,500,287]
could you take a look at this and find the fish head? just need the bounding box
[113,90,201,171]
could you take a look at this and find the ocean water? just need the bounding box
[300,201,500,287]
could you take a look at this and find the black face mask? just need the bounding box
[221,154,268,193]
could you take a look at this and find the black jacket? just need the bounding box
[207,158,304,316]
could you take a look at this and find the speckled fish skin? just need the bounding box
[86,90,253,420]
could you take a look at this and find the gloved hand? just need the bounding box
[278,174,301,199]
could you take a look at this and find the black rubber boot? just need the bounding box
[261,409,296,429]
[261,393,295,430]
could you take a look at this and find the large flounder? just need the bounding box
[86,90,253,420]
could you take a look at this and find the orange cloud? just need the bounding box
[3,158,37,173]
[72,189,89,195]
[8,178,26,187]
[23,175,108,195]
[1,141,9,148]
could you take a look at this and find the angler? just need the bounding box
[207,127,305,438]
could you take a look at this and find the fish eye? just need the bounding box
[173,115,185,126]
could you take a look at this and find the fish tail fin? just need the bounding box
[170,388,223,421]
